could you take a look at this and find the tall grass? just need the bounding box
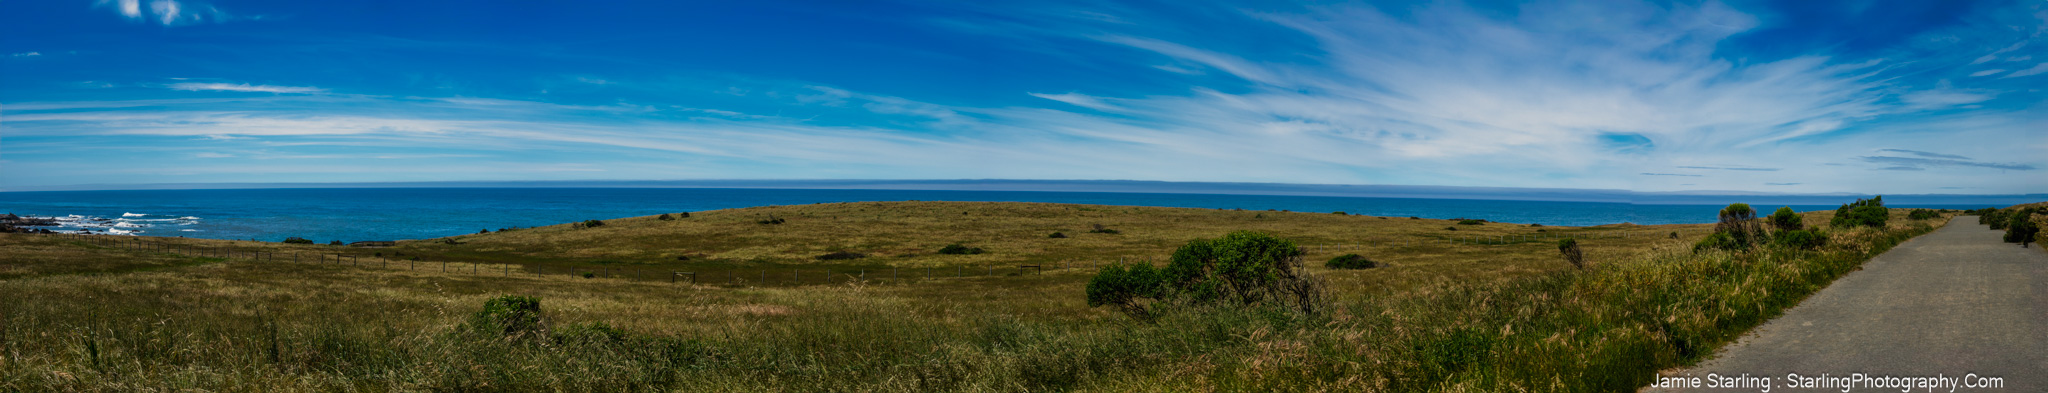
[0,212,1942,392]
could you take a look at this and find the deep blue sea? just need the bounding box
[0,188,1999,243]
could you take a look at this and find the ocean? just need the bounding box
[0,188,1998,243]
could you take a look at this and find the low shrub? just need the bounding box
[329,240,343,246]
[758,215,786,225]
[1831,196,1888,228]
[580,219,606,228]
[581,272,595,279]
[1085,262,1164,320]
[1444,227,1457,231]
[470,295,544,338]
[657,213,674,221]
[1529,223,1543,227]
[1333,211,1347,215]
[1047,232,1067,239]
[938,243,985,255]
[816,251,866,260]
[1556,238,1584,269]
[1456,219,1485,225]
[1906,209,1940,220]
[1768,207,1803,231]
[1773,229,1827,250]
[282,237,314,244]
[2004,211,2040,247]
[1087,224,1119,234]
[478,228,490,234]
[1324,254,1378,269]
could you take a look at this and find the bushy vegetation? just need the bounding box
[937,243,986,255]
[758,215,786,225]
[1324,253,1379,269]
[657,213,674,221]
[1906,209,1939,220]
[1695,203,1765,252]
[1083,262,1164,319]
[1456,219,1485,225]
[1831,196,1888,228]
[1767,207,1803,231]
[328,240,342,246]
[1086,231,1326,318]
[1556,238,1585,269]
[469,295,545,338]
[579,219,607,228]
[1047,232,1067,238]
[814,251,865,260]
[1773,229,1828,250]
[2003,209,2040,247]
[282,237,314,244]
[1086,224,1119,234]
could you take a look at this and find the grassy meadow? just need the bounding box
[0,202,1957,392]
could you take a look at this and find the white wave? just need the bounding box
[177,216,200,220]
[181,229,198,232]
[122,212,146,217]
[112,222,146,228]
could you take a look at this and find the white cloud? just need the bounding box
[1028,92,1118,111]
[1969,69,2006,77]
[10,52,41,57]
[166,83,325,94]
[2003,62,2048,78]
[193,152,233,158]
[96,0,244,26]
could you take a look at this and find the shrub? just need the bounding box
[1444,226,1457,231]
[675,255,690,260]
[580,272,595,279]
[1984,209,2009,229]
[1333,211,1347,215]
[2005,212,2040,247]
[1693,232,1743,252]
[1831,196,1888,228]
[1767,207,1803,232]
[553,322,628,346]
[580,219,606,228]
[758,215,786,225]
[938,243,985,255]
[1047,232,1067,239]
[1085,263,1164,320]
[1087,224,1119,234]
[1704,203,1766,251]
[1409,216,1420,219]
[1907,209,1940,220]
[1556,238,1585,269]
[1324,254,1378,269]
[1529,223,1543,227]
[1456,219,1484,225]
[470,295,544,338]
[815,251,866,260]
[478,228,490,234]
[1773,229,1828,250]
[657,213,674,221]
[1159,230,1326,314]
[282,237,314,244]
[329,240,343,246]
[1669,231,1678,239]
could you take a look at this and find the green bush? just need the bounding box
[1556,238,1584,269]
[758,215,786,225]
[1831,196,1888,228]
[282,237,314,244]
[1456,219,1485,225]
[1087,224,1119,234]
[1324,254,1378,269]
[1047,232,1067,239]
[471,295,544,338]
[1767,207,1803,231]
[2005,212,2040,247]
[1984,209,2010,229]
[938,243,985,255]
[1693,232,1743,253]
[1084,263,1164,320]
[1444,226,1458,231]
[815,251,866,260]
[1906,209,1939,220]
[580,219,606,228]
[1332,211,1347,215]
[657,213,674,221]
[1158,230,1325,314]
[328,240,343,246]
[1773,229,1828,250]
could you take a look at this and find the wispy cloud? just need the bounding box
[1764,183,1800,186]
[1676,166,1780,172]
[1858,156,2036,171]
[95,0,248,26]
[1876,149,1969,160]
[2003,63,2048,78]
[166,83,325,94]
[1641,173,1703,177]
[9,52,40,57]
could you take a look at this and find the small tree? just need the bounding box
[1556,238,1585,270]
[1831,196,1888,228]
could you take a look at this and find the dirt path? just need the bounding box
[1650,217,2047,392]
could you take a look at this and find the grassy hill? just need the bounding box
[0,202,1961,392]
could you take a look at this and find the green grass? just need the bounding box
[0,203,1963,392]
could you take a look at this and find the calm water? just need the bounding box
[0,188,1992,243]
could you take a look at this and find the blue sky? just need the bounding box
[2,0,2044,194]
